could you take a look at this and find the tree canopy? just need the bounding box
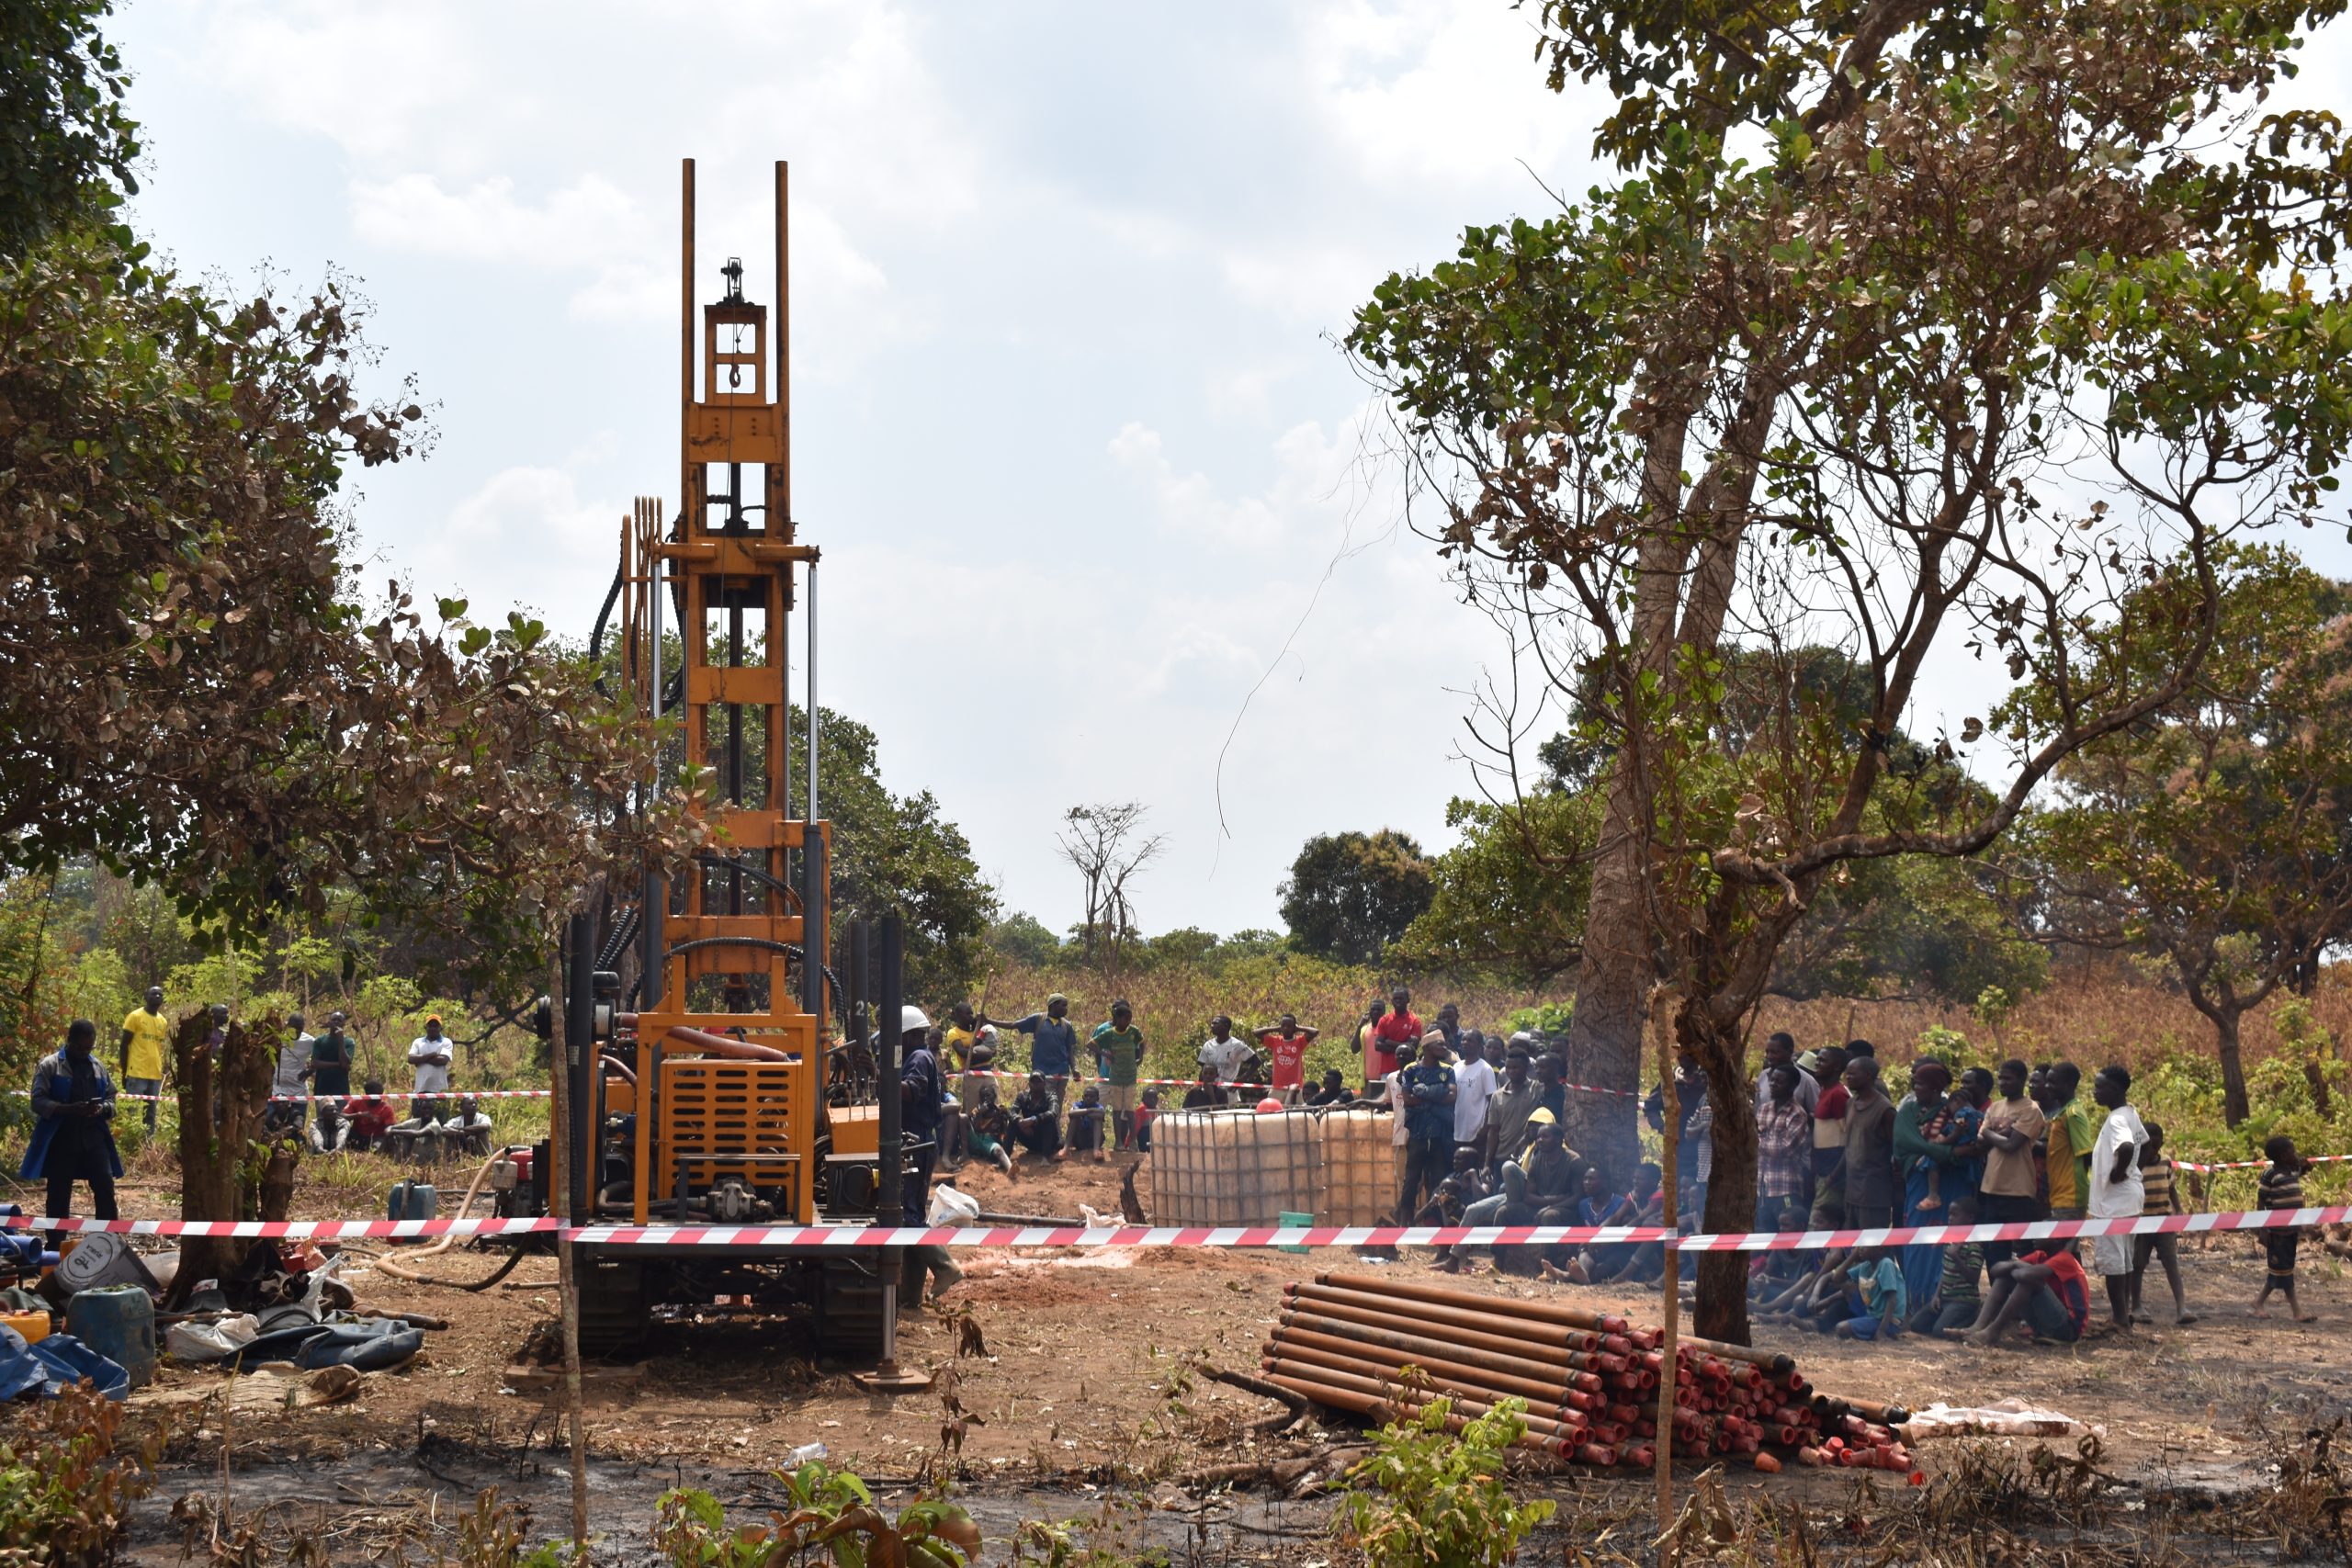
[1352,0,2352,1341]
[1279,829,1436,966]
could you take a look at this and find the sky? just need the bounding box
[107,3,2352,942]
[108,0,1615,941]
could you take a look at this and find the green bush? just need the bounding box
[1340,1397,1555,1568]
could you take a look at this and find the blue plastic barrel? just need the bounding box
[387,1180,438,1223]
[64,1285,154,1391]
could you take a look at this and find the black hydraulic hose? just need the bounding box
[658,936,843,1014]
[587,564,623,698]
[594,906,640,974]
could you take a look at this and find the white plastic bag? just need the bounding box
[164,1314,259,1364]
[927,1184,980,1227]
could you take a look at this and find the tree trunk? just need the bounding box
[167,1011,277,1307]
[1562,764,1652,1181]
[1683,1003,1757,1345]
[2215,1010,2250,1129]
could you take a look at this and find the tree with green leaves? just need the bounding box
[0,0,138,255]
[1352,0,2352,1339]
[1278,829,1435,965]
[2021,548,2352,1127]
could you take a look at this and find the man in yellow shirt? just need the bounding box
[2041,1062,2099,1220]
[119,986,169,1133]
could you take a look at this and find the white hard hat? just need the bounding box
[900,1005,933,1033]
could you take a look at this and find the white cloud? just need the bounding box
[414,466,623,627]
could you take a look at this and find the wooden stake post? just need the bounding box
[550,944,587,1555]
[1655,1018,1679,1564]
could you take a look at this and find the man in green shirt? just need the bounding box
[2042,1062,2098,1220]
[1091,999,1147,1154]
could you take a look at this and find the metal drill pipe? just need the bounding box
[1316,1270,1636,1333]
[1260,1366,1614,1467]
[1260,1358,1598,1449]
[1285,1282,1638,1359]
[1279,1292,1629,1374]
[1266,1327,1610,1413]
[1276,1306,1612,1385]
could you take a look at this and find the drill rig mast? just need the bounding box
[529,159,897,1359]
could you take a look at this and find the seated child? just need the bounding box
[1065,1086,1106,1157]
[343,1081,398,1154]
[1827,1247,1907,1339]
[1306,1070,1356,1107]
[1132,1087,1160,1153]
[1907,1195,1984,1336]
[1010,1075,1064,1161]
[966,1095,1016,1177]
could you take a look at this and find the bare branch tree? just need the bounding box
[1056,803,1166,968]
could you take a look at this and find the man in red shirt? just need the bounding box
[1962,1246,2088,1346]
[1362,987,1424,1092]
[1253,1014,1320,1103]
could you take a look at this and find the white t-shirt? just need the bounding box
[408,1034,452,1093]
[1453,1057,1498,1144]
[1197,1035,1252,1085]
[2087,1104,2149,1218]
[275,1033,314,1094]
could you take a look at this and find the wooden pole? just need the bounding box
[1655,1009,1679,1566]
[549,945,587,1556]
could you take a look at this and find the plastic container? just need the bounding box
[1,1311,49,1346]
[1148,1107,1322,1226]
[52,1233,161,1296]
[1317,1106,1402,1226]
[387,1180,439,1224]
[64,1285,155,1390]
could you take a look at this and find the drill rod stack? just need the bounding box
[1261,1273,1915,1475]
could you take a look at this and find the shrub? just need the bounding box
[0,1380,158,1564]
[1340,1397,1555,1568]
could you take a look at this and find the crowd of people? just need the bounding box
[27,981,2337,1345]
[908,988,2335,1346]
[18,988,501,1224]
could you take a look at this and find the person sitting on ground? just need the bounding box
[1065,1084,1106,1159]
[1131,1086,1160,1153]
[1306,1069,1355,1107]
[965,1093,1016,1178]
[1011,1074,1064,1162]
[1182,1068,1223,1111]
[1419,1145,1495,1256]
[1784,1249,1868,1333]
[2128,1121,2195,1326]
[2085,1064,2149,1332]
[2253,1134,2317,1322]
[1907,1194,1984,1337]
[1746,1207,1815,1302]
[1454,1111,1576,1269]
[1829,1247,1908,1339]
[1755,1244,1852,1325]
[444,1095,494,1159]
[1570,1163,1667,1285]
[1964,1245,2091,1347]
[342,1079,398,1155]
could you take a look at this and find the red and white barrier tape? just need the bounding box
[5,1202,2342,1250]
[2175,1152,2352,1174]
[1,1215,558,1240]
[9,1089,551,1103]
[1676,1204,2352,1252]
[954,1068,1643,1100]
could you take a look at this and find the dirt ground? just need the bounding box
[18,1147,2352,1561]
